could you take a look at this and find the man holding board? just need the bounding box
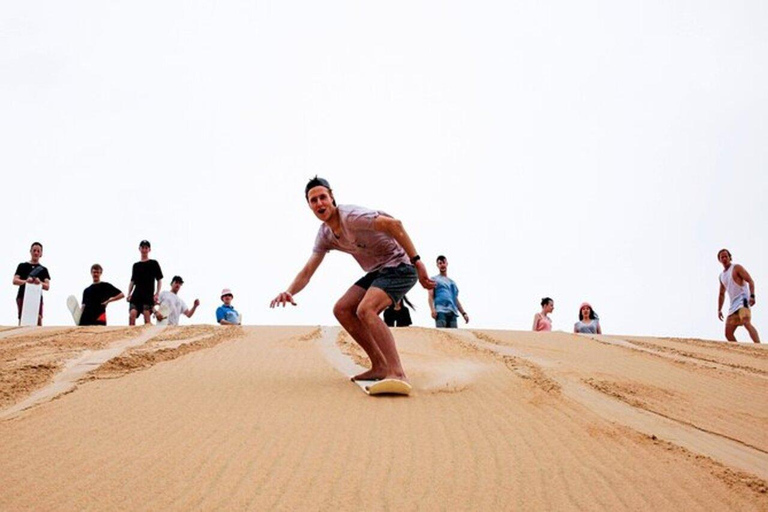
[13,242,51,326]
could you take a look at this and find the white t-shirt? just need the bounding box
[158,291,188,326]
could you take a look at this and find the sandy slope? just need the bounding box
[0,326,766,511]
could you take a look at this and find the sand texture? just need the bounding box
[0,326,766,511]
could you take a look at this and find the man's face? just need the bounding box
[91,268,102,282]
[437,259,448,273]
[718,250,731,266]
[171,281,182,293]
[307,186,336,222]
[30,245,42,261]
[222,294,233,305]
[140,245,151,257]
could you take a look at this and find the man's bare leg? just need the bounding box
[744,321,761,343]
[142,310,152,325]
[333,285,389,380]
[725,322,738,342]
[356,287,407,380]
[129,308,138,326]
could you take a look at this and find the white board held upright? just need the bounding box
[20,283,42,326]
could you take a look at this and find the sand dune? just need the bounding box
[0,325,766,511]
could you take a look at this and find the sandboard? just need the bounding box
[155,303,171,326]
[67,295,82,325]
[353,378,412,396]
[20,283,42,326]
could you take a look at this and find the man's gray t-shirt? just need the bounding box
[313,204,410,273]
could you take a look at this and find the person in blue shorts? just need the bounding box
[428,255,469,328]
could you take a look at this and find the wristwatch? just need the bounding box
[410,254,421,264]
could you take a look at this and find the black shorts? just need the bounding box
[354,263,418,306]
[129,300,154,312]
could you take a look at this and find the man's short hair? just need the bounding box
[91,264,103,272]
[139,239,151,248]
[305,176,336,206]
[171,275,184,284]
[31,242,43,250]
[436,255,447,263]
[717,248,732,260]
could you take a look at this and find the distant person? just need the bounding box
[155,276,199,326]
[217,288,241,325]
[79,264,124,326]
[383,296,414,327]
[532,297,554,332]
[270,176,434,384]
[126,240,163,325]
[12,242,51,326]
[428,255,468,328]
[574,302,601,334]
[717,249,760,343]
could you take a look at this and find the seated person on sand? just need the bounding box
[574,302,601,334]
[80,264,124,326]
[383,295,414,327]
[216,288,241,325]
[155,275,199,326]
[532,297,554,332]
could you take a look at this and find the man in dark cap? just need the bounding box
[270,177,435,392]
[126,240,163,325]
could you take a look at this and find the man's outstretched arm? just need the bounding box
[270,252,325,307]
[373,216,435,290]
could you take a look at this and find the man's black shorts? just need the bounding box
[354,263,418,306]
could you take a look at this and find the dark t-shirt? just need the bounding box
[383,305,412,327]
[80,282,122,326]
[130,260,163,304]
[15,262,51,299]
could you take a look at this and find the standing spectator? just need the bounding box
[574,302,602,334]
[127,240,163,325]
[12,242,51,326]
[79,264,124,326]
[532,297,554,332]
[428,255,469,328]
[383,296,414,327]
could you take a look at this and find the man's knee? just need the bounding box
[333,300,355,322]
[355,302,379,322]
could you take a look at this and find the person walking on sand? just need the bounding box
[428,255,469,328]
[12,242,51,326]
[127,240,163,325]
[574,302,602,334]
[533,297,554,332]
[270,177,435,383]
[79,264,124,326]
[383,296,414,327]
[717,249,760,343]
[217,288,241,325]
[155,276,199,326]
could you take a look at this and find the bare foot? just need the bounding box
[351,369,387,381]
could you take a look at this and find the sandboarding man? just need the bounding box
[12,242,51,326]
[270,177,435,383]
[156,276,199,325]
[717,248,760,343]
[217,288,241,325]
[126,240,163,325]
[428,255,469,328]
[79,264,124,326]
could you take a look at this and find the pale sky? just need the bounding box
[1,1,766,340]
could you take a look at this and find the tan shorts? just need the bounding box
[727,307,751,326]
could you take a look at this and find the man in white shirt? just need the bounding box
[156,275,199,325]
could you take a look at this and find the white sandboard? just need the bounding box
[67,295,82,325]
[155,303,171,326]
[20,283,42,326]
[353,378,412,396]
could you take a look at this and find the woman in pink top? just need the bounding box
[532,297,554,332]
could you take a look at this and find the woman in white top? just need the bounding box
[574,302,601,334]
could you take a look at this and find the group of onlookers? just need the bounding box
[12,240,241,327]
[532,298,602,334]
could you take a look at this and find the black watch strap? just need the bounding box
[410,254,421,264]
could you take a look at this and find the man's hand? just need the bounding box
[415,260,435,289]
[462,312,470,324]
[126,294,132,302]
[718,310,724,322]
[153,294,159,304]
[101,299,110,306]
[270,292,297,308]
[749,297,756,307]
[155,310,164,321]
[431,310,437,319]
[194,299,200,307]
